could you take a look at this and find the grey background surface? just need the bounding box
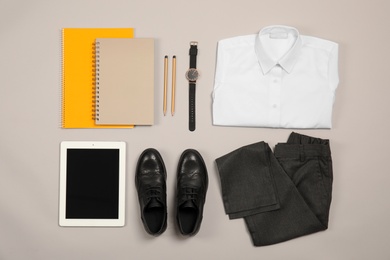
[1,0,389,259]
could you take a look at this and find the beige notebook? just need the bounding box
[95,38,154,125]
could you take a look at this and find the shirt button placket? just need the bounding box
[268,66,282,127]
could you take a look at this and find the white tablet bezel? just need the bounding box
[59,141,126,227]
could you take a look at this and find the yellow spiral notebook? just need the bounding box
[62,28,134,128]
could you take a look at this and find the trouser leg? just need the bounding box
[215,141,281,219]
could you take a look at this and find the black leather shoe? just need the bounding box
[176,149,208,236]
[135,148,167,236]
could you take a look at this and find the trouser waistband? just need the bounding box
[274,143,331,159]
[274,132,331,160]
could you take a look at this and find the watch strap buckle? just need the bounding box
[189,41,198,55]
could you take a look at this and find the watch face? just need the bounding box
[186,68,199,81]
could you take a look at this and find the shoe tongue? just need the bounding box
[147,198,162,209]
[180,200,196,209]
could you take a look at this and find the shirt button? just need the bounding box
[272,104,278,108]
[273,79,279,84]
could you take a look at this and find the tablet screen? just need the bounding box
[59,141,126,226]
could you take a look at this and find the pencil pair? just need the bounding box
[163,55,176,116]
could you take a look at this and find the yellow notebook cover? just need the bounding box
[62,28,135,128]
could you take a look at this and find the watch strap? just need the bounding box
[189,43,198,69]
[189,83,196,131]
[188,42,198,131]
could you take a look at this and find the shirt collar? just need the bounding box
[255,25,302,74]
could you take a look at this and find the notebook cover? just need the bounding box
[62,28,135,128]
[95,38,154,125]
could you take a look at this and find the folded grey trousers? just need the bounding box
[215,132,333,246]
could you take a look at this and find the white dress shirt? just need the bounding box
[212,25,339,128]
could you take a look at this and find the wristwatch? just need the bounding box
[185,41,199,131]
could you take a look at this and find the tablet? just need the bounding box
[59,141,126,227]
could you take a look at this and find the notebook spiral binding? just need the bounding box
[92,41,100,121]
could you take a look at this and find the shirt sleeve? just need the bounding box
[213,41,225,87]
[328,43,339,91]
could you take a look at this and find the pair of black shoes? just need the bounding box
[135,148,208,236]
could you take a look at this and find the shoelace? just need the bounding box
[181,187,198,202]
[144,186,162,200]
